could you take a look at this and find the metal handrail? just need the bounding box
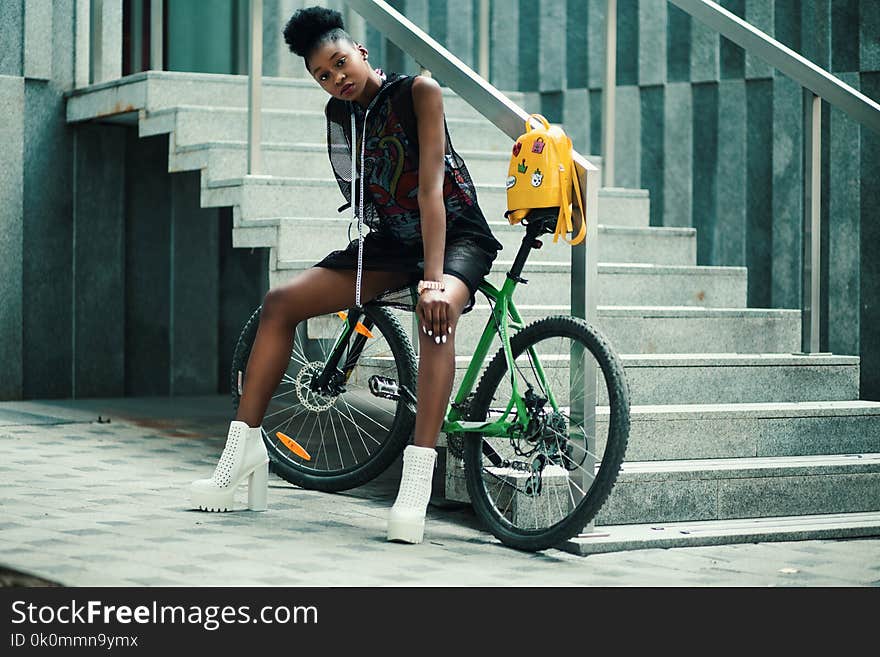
[601,0,880,355]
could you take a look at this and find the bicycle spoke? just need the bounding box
[334,397,380,450]
[351,392,398,418]
[339,396,392,432]
[266,404,309,439]
[331,403,367,458]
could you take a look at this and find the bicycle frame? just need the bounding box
[441,276,546,438]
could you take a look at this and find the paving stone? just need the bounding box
[2,397,879,585]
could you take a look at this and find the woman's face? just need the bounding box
[307,39,371,102]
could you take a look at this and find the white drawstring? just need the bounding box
[348,71,388,309]
[350,111,363,309]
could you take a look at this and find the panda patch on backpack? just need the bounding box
[530,169,543,187]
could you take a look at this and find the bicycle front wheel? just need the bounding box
[231,303,417,492]
[463,315,630,552]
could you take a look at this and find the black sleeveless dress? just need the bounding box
[311,71,503,314]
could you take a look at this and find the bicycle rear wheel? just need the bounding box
[232,304,417,492]
[463,315,630,552]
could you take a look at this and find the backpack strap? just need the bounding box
[550,135,586,246]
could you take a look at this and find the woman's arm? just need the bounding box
[412,75,450,338]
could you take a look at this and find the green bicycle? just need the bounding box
[231,211,631,552]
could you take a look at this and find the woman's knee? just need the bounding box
[260,285,297,325]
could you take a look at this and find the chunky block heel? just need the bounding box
[190,420,269,512]
[247,460,269,511]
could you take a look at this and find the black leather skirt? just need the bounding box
[312,231,501,314]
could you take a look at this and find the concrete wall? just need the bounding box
[0,0,269,401]
[2,0,877,399]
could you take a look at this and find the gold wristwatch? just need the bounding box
[417,279,445,295]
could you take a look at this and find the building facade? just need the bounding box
[1,0,878,400]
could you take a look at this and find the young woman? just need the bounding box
[190,6,503,544]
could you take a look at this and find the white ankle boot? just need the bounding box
[190,420,269,512]
[387,445,437,544]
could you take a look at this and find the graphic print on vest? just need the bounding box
[363,100,477,246]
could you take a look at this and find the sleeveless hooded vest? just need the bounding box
[324,71,494,246]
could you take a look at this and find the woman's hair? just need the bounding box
[283,6,354,63]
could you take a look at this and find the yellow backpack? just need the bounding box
[505,114,586,245]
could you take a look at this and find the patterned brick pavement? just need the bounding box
[0,395,878,587]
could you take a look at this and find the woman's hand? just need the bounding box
[417,289,452,344]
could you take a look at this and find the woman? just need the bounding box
[190,6,503,544]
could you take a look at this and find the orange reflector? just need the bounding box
[354,323,374,338]
[338,311,374,338]
[276,432,311,461]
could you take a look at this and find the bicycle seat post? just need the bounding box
[507,209,557,283]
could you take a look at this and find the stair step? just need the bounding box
[438,398,880,463]
[600,453,880,525]
[445,352,857,405]
[613,353,859,404]
[411,305,799,355]
[559,511,880,555]
[140,105,517,152]
[487,261,745,306]
[210,175,650,233]
[624,400,880,460]
[264,216,693,265]
[66,70,520,122]
[354,352,858,405]
[445,453,880,526]
[170,140,600,188]
[272,260,744,307]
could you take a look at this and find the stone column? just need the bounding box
[859,70,880,399]
[827,72,861,357]
[23,0,53,80]
[170,173,220,395]
[73,124,126,397]
[638,0,666,87]
[714,78,747,267]
[770,72,802,310]
[91,0,122,83]
[491,0,518,89]
[663,82,692,227]
[0,76,25,399]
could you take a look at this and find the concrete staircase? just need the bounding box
[66,70,880,554]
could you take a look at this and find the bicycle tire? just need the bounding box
[463,315,630,552]
[231,303,418,492]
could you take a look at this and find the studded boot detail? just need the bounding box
[386,445,437,543]
[190,420,269,512]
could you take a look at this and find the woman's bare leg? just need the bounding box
[234,267,411,428]
[411,274,472,448]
